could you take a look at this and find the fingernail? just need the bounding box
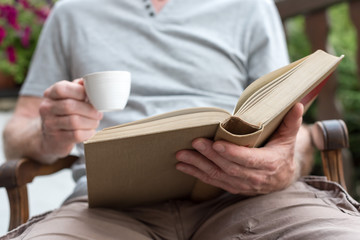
[213,143,225,153]
[177,152,189,161]
[176,164,186,171]
[193,140,206,151]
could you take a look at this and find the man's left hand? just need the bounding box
[176,103,304,195]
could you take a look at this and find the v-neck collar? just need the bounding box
[151,0,169,14]
[142,0,173,18]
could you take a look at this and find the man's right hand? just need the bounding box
[3,79,103,164]
[39,79,103,159]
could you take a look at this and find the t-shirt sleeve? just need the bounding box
[245,0,289,85]
[20,2,70,97]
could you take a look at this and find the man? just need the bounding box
[2,0,360,239]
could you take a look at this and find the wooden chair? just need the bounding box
[0,119,350,231]
[1,0,355,233]
[0,155,78,231]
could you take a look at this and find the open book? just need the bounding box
[85,50,343,208]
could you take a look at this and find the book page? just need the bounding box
[238,50,343,127]
[232,56,308,115]
[104,107,230,131]
[86,110,231,143]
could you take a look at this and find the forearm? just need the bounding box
[3,115,57,164]
[3,82,102,164]
[2,95,70,164]
[293,124,315,179]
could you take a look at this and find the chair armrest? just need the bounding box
[0,156,78,231]
[311,119,349,189]
[0,156,78,188]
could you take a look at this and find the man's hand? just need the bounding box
[39,79,103,159]
[176,103,305,195]
[3,78,103,164]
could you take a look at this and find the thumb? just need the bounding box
[268,103,304,145]
[73,78,84,85]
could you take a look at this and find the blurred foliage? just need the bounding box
[285,3,360,199]
[0,0,56,84]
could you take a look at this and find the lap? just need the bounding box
[193,176,360,240]
[4,197,157,240]
[2,177,360,240]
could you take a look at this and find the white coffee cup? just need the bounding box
[83,71,131,112]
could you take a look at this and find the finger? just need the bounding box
[211,141,280,187]
[46,129,97,144]
[175,153,240,194]
[176,161,242,194]
[176,148,267,193]
[73,78,84,85]
[40,98,103,120]
[176,149,225,180]
[212,140,273,171]
[192,138,276,179]
[67,129,97,142]
[43,115,101,131]
[269,103,304,144]
[191,138,226,165]
[176,161,230,191]
[73,78,91,103]
[191,138,251,174]
[176,160,268,195]
[44,80,86,101]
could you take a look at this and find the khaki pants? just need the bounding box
[3,177,360,240]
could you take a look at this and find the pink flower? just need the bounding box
[21,26,31,48]
[34,7,50,22]
[6,46,17,64]
[0,26,6,45]
[0,5,20,30]
[18,0,31,9]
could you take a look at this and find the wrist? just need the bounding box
[294,124,315,178]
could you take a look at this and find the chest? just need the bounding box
[67,1,249,95]
[151,0,169,13]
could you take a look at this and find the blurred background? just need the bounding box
[0,0,74,236]
[282,1,360,200]
[0,0,359,236]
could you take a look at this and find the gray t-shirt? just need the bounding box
[20,0,289,198]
